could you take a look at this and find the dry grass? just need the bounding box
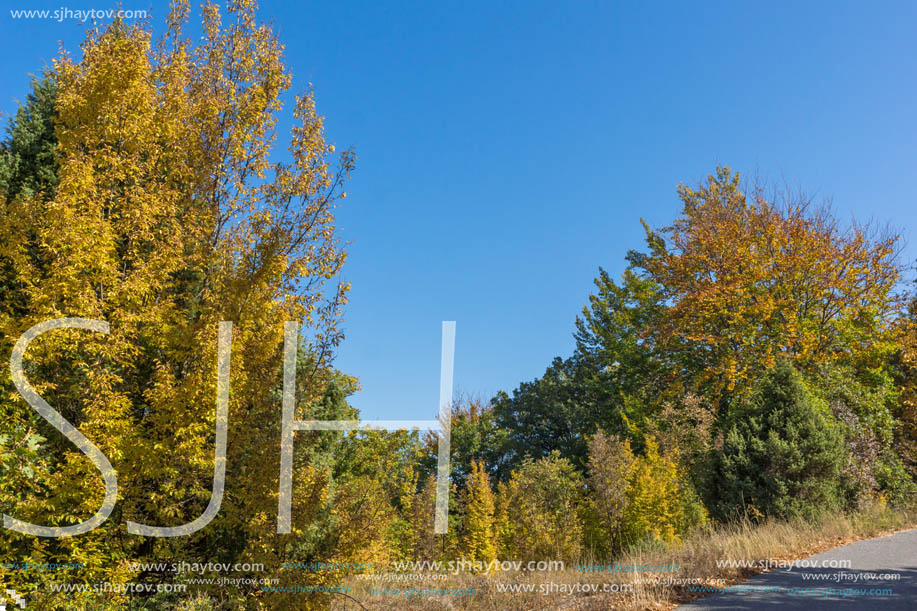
[332,503,917,611]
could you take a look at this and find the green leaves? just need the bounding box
[710,360,846,521]
[26,432,45,453]
[0,76,59,202]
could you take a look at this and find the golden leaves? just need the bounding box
[0,0,354,599]
[643,167,901,397]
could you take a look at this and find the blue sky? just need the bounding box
[2,1,917,421]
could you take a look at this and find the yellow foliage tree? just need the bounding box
[619,436,683,545]
[0,1,359,607]
[587,431,704,553]
[459,460,497,564]
[638,167,901,397]
[409,475,441,561]
[496,452,584,562]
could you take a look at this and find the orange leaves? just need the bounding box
[640,167,902,398]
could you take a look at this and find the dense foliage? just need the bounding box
[709,360,845,520]
[1,3,916,610]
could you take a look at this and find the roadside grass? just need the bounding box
[332,502,917,610]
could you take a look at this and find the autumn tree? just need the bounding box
[644,393,715,490]
[408,475,440,561]
[0,76,60,569]
[892,294,917,484]
[586,430,704,553]
[458,460,497,564]
[496,452,584,561]
[0,1,357,607]
[633,167,902,400]
[585,430,631,555]
[619,435,697,545]
[330,428,425,564]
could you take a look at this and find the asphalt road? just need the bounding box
[678,529,917,610]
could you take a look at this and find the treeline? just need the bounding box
[1,3,916,611]
[401,167,917,567]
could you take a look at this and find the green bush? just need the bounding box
[710,360,845,521]
[806,362,916,508]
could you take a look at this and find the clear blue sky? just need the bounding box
[2,1,916,421]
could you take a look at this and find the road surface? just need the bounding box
[678,529,917,609]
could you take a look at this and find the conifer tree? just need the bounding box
[711,360,845,520]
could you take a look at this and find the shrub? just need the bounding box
[808,361,916,508]
[587,431,706,554]
[620,436,705,546]
[710,360,845,520]
[496,452,585,561]
[586,430,632,555]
